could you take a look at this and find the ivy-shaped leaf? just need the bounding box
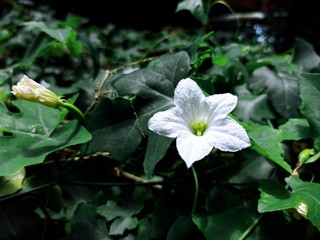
[112,51,191,130]
[85,53,190,162]
[249,66,301,120]
[0,100,92,176]
[97,200,143,236]
[258,176,320,230]
[233,84,275,122]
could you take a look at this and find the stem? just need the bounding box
[239,213,264,240]
[61,102,85,124]
[191,165,199,215]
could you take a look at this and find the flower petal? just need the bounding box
[148,107,190,138]
[173,78,206,123]
[205,117,251,152]
[205,93,238,122]
[176,133,213,168]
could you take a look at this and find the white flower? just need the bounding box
[148,78,251,168]
[12,75,64,108]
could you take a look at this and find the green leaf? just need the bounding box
[0,168,25,197]
[193,201,261,240]
[97,200,143,221]
[86,119,142,161]
[20,32,52,67]
[233,84,275,122]
[167,215,202,240]
[0,100,92,176]
[248,122,292,173]
[249,66,301,119]
[293,38,320,71]
[22,21,83,58]
[299,73,320,149]
[109,216,138,236]
[97,200,143,236]
[278,118,310,141]
[212,54,229,66]
[258,176,320,230]
[70,202,110,239]
[144,131,174,178]
[23,21,71,43]
[176,0,211,25]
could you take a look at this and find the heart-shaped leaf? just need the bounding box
[249,67,301,120]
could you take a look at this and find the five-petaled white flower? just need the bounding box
[12,75,64,108]
[148,78,251,168]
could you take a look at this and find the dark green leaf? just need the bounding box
[249,67,301,119]
[299,73,320,149]
[193,201,261,240]
[293,38,320,71]
[234,84,275,122]
[278,118,310,141]
[167,215,203,240]
[97,200,143,221]
[144,131,174,178]
[71,203,110,240]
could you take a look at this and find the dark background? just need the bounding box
[2,0,320,53]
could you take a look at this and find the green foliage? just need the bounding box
[0,100,91,176]
[258,176,320,229]
[1,1,320,239]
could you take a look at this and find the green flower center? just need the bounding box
[191,121,208,136]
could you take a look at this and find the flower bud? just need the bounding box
[12,75,64,108]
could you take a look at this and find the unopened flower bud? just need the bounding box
[12,75,64,108]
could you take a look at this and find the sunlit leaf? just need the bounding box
[0,100,91,176]
[248,121,292,173]
[258,176,320,230]
[0,168,25,197]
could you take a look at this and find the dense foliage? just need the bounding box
[1,0,320,239]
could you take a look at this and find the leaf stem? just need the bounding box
[60,102,85,124]
[239,213,264,240]
[191,165,199,215]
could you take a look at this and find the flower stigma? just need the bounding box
[191,121,208,136]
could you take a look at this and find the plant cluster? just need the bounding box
[1,0,320,239]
